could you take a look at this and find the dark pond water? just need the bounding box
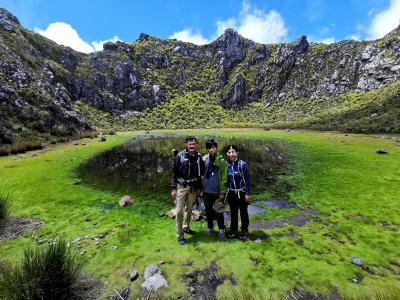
[77,135,290,197]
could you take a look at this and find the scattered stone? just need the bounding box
[182,261,236,299]
[127,269,139,282]
[350,256,364,267]
[111,245,118,250]
[370,113,378,118]
[119,195,134,207]
[158,212,166,217]
[141,264,168,292]
[108,130,116,135]
[85,235,90,240]
[191,210,202,221]
[99,136,106,142]
[72,140,79,145]
[376,148,388,154]
[110,287,130,300]
[254,239,262,244]
[80,250,86,256]
[158,260,165,265]
[72,237,81,244]
[166,209,177,218]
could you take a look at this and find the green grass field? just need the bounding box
[0,129,399,299]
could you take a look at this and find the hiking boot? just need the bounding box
[183,228,195,235]
[218,230,225,238]
[239,231,248,240]
[205,228,213,236]
[178,238,186,245]
[227,231,237,238]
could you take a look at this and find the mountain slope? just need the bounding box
[0,8,400,144]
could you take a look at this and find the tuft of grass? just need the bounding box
[0,192,11,223]
[0,239,83,300]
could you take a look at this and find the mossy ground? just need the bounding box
[0,129,399,299]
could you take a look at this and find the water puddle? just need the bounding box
[77,134,292,200]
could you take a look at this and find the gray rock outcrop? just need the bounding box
[141,264,168,292]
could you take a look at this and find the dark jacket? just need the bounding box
[171,149,205,190]
[227,159,250,195]
[202,152,228,194]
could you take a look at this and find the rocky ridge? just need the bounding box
[0,7,400,143]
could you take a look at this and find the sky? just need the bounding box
[0,0,399,53]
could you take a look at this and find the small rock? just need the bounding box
[352,278,359,283]
[119,195,134,207]
[85,235,90,239]
[166,209,177,218]
[111,245,118,250]
[254,239,262,244]
[72,140,79,145]
[191,210,202,221]
[80,250,85,256]
[141,264,168,292]
[158,212,166,217]
[108,130,116,135]
[99,136,106,142]
[127,269,139,282]
[158,260,165,265]
[376,149,388,154]
[190,286,195,293]
[72,237,81,244]
[350,256,364,267]
[370,113,378,118]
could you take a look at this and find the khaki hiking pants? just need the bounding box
[175,185,198,239]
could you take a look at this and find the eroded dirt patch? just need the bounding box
[249,208,321,230]
[182,261,236,300]
[0,217,42,240]
[77,274,104,300]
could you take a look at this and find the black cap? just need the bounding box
[206,139,218,149]
[185,136,197,142]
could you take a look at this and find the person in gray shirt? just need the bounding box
[202,139,228,238]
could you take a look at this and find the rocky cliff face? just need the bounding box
[0,8,400,143]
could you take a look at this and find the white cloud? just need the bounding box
[91,35,120,51]
[345,34,360,41]
[216,1,288,43]
[169,29,209,45]
[367,0,400,39]
[170,0,288,45]
[319,37,335,44]
[35,22,120,53]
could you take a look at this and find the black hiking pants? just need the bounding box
[227,190,249,232]
[204,193,225,230]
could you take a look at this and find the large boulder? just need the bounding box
[221,73,248,108]
[141,264,168,292]
[212,28,253,69]
[114,60,139,94]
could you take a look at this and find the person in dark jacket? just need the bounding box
[171,136,205,245]
[225,144,251,239]
[202,139,228,238]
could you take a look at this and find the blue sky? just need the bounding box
[1,0,399,53]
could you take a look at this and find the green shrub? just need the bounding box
[0,239,84,300]
[0,193,11,223]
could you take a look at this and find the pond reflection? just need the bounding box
[77,135,290,196]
